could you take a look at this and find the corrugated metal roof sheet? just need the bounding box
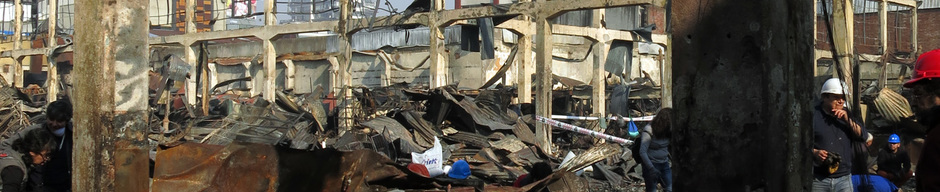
[405,27,462,47]
[606,6,641,31]
[920,0,940,9]
[350,26,461,51]
[553,10,592,27]
[816,0,918,15]
[552,6,642,30]
[853,0,881,13]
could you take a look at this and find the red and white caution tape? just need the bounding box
[550,115,655,122]
[535,115,634,145]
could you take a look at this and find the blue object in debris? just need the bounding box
[448,160,471,179]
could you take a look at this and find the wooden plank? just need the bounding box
[12,0,21,88]
[47,0,58,102]
[534,16,553,156]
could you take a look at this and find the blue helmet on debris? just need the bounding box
[889,134,901,144]
[448,160,471,179]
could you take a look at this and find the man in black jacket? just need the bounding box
[41,100,71,192]
[813,78,868,192]
[877,134,912,187]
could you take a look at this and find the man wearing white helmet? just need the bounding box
[812,78,868,192]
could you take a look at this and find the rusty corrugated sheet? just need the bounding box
[152,143,278,192]
[512,118,538,145]
[399,110,440,148]
[444,132,491,148]
[507,146,546,168]
[153,143,410,191]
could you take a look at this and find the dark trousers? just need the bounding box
[643,162,672,192]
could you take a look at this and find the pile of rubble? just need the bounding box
[0,84,47,140]
[143,83,657,191]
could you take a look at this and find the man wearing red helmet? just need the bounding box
[904,49,940,191]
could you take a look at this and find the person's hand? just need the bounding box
[648,169,662,179]
[832,109,849,122]
[814,149,829,162]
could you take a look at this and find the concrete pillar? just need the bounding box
[46,0,58,102]
[336,0,354,132]
[12,0,21,88]
[263,0,276,102]
[74,0,150,191]
[185,0,197,105]
[670,0,814,190]
[534,16,553,156]
[263,39,276,102]
[429,0,447,88]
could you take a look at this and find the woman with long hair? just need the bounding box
[640,108,673,192]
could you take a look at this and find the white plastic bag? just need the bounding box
[411,136,444,176]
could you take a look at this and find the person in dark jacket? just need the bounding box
[0,128,58,192]
[38,100,72,192]
[813,78,868,192]
[903,49,940,191]
[876,134,912,187]
[640,108,672,192]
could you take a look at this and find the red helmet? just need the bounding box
[905,49,940,88]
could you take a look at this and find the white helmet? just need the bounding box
[820,78,847,95]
